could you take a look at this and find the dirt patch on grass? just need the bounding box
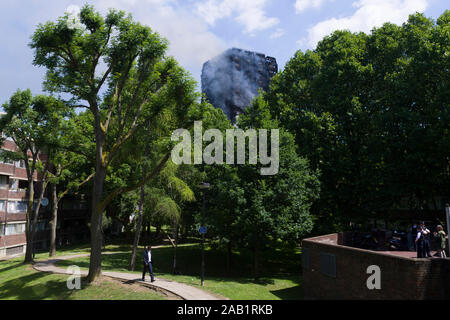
[87,276,182,300]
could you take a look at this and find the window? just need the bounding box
[5,223,26,235]
[0,175,8,189]
[0,200,5,211]
[9,179,18,191]
[15,160,26,169]
[7,201,27,213]
[18,180,28,191]
[8,179,27,192]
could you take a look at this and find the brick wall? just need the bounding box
[6,213,27,222]
[0,164,14,176]
[302,233,450,300]
[0,233,26,248]
[7,190,27,200]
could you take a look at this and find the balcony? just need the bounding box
[7,190,27,200]
[0,163,14,176]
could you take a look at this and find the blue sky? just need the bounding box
[0,0,448,102]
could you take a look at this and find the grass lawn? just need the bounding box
[0,257,166,300]
[55,242,304,300]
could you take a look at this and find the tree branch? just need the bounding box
[97,151,172,214]
[58,172,95,202]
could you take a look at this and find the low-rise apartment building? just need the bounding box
[0,137,37,258]
[0,136,90,258]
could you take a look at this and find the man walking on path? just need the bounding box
[142,245,155,282]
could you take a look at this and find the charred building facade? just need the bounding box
[201,48,278,123]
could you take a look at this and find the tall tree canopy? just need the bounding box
[203,95,320,278]
[260,11,450,232]
[30,4,204,281]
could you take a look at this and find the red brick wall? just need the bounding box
[7,190,27,200]
[302,233,450,300]
[6,213,27,222]
[0,188,8,199]
[13,168,29,180]
[0,163,14,175]
[0,233,26,248]
[2,140,17,151]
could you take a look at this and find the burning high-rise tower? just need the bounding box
[201,48,278,123]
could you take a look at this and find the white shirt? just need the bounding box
[416,228,430,241]
[148,251,152,263]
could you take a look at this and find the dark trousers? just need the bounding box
[142,263,154,281]
[424,239,432,257]
[417,240,425,258]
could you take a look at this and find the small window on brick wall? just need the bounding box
[0,175,8,189]
[7,201,27,213]
[5,223,26,235]
[15,160,26,169]
[18,180,28,191]
[320,253,336,278]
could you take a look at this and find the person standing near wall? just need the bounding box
[433,225,447,258]
[415,222,426,258]
[422,222,432,258]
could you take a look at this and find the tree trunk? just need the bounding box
[49,184,58,257]
[130,121,150,271]
[226,241,232,274]
[130,183,146,271]
[88,109,107,283]
[172,223,178,274]
[28,179,48,259]
[155,224,161,240]
[87,166,107,282]
[24,179,34,264]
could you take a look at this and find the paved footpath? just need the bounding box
[33,253,226,300]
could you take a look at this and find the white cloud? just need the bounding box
[95,0,226,83]
[295,0,326,13]
[65,4,80,15]
[270,28,285,39]
[195,0,279,34]
[300,0,429,48]
[65,4,83,30]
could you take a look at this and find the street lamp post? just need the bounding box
[198,182,210,286]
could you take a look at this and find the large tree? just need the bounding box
[48,111,95,257]
[30,5,202,281]
[261,11,450,231]
[204,96,320,278]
